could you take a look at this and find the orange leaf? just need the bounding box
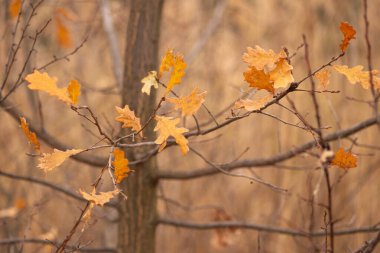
[315,69,331,90]
[158,49,187,93]
[234,92,272,111]
[339,22,356,52]
[67,80,81,105]
[38,149,83,173]
[331,147,357,169]
[8,0,21,19]
[243,67,274,93]
[115,105,143,136]
[269,58,294,88]
[79,188,119,207]
[154,116,189,154]
[112,148,130,184]
[242,46,287,72]
[55,17,72,48]
[20,117,40,152]
[333,65,380,90]
[141,71,159,95]
[166,87,207,117]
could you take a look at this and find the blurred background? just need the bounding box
[1,0,380,252]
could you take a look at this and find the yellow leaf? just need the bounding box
[112,148,130,184]
[166,87,207,117]
[339,22,356,53]
[243,67,274,93]
[315,69,331,90]
[25,70,72,104]
[158,49,187,93]
[115,105,143,136]
[331,147,357,169]
[79,188,119,207]
[269,58,294,89]
[333,65,380,90]
[154,116,189,154]
[20,117,40,152]
[38,149,83,173]
[8,0,21,19]
[234,93,272,111]
[242,46,285,72]
[141,71,159,95]
[67,80,81,105]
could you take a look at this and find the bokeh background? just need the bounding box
[1,0,380,252]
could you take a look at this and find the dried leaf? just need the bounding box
[333,65,380,90]
[211,209,240,249]
[242,46,286,72]
[315,69,331,90]
[20,117,40,152]
[67,80,81,105]
[8,0,21,19]
[331,147,357,169]
[234,93,272,111]
[79,188,119,206]
[158,49,187,93]
[269,58,294,88]
[113,148,130,184]
[340,22,356,52]
[141,71,159,95]
[243,67,274,93]
[154,116,189,154]
[115,105,142,136]
[38,149,83,172]
[55,8,73,48]
[166,87,207,117]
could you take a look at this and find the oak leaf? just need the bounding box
[315,69,331,90]
[79,188,119,207]
[269,58,294,88]
[20,117,40,152]
[115,105,142,136]
[242,46,286,72]
[141,71,159,95]
[339,22,356,52]
[54,8,74,48]
[166,87,207,117]
[67,80,81,105]
[38,149,83,173]
[8,0,21,19]
[234,93,272,111]
[333,65,380,90]
[158,49,187,93]
[331,147,357,169]
[154,116,189,154]
[243,67,274,93]
[112,148,130,184]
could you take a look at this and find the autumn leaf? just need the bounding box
[154,116,189,154]
[25,70,81,104]
[67,80,81,105]
[54,8,74,48]
[141,71,159,95]
[79,188,119,207]
[166,87,207,117]
[243,67,274,93]
[333,65,380,90]
[211,209,240,249]
[8,0,21,19]
[315,69,331,90]
[331,147,357,169]
[234,93,272,111]
[20,117,40,152]
[115,105,142,136]
[113,148,130,184]
[339,22,356,52]
[158,49,187,93]
[269,58,294,88]
[242,46,286,72]
[38,149,83,173]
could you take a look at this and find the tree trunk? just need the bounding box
[118,0,164,252]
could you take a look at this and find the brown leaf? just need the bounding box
[339,22,356,52]
[20,117,40,152]
[115,105,143,136]
[166,87,207,117]
[154,116,189,154]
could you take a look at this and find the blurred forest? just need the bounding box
[1,0,380,252]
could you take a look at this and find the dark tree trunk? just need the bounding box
[118,0,164,252]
